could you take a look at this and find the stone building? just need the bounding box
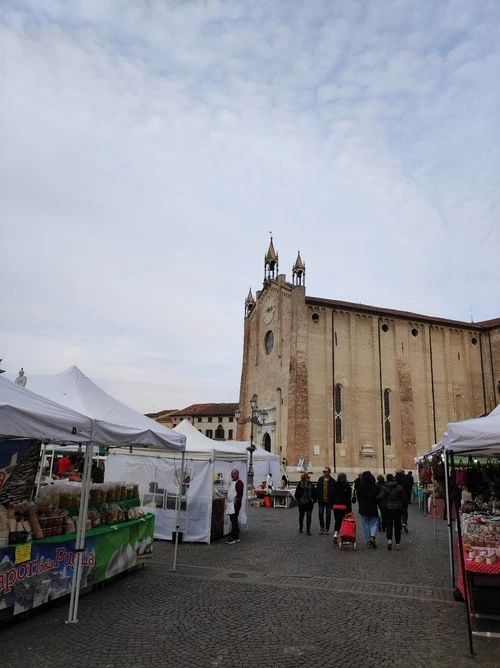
[168,404,239,440]
[237,239,500,475]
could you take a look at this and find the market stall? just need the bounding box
[105,419,248,543]
[430,407,500,653]
[0,369,185,623]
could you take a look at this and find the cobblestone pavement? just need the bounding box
[2,502,500,667]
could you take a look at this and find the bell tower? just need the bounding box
[292,251,305,286]
[244,287,255,318]
[264,237,279,281]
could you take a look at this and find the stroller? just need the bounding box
[338,512,357,550]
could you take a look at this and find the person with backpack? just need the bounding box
[382,473,408,550]
[294,472,316,535]
[395,467,409,533]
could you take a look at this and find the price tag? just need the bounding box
[15,543,32,564]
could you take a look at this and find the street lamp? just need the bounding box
[235,394,268,490]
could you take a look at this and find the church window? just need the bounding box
[264,330,274,354]
[334,384,342,443]
[384,389,391,446]
[471,337,477,345]
[312,313,319,322]
[382,324,389,333]
[215,425,224,440]
[411,328,418,337]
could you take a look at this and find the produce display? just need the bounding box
[0,481,143,547]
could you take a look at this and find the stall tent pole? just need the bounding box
[444,451,455,587]
[450,454,475,655]
[34,441,48,499]
[172,450,186,572]
[431,468,436,541]
[67,427,95,623]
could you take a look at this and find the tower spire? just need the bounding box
[264,235,279,281]
[292,250,305,286]
[245,287,255,318]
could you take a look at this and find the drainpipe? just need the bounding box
[429,326,437,444]
[479,333,487,415]
[332,309,336,473]
[377,318,386,474]
[488,331,496,406]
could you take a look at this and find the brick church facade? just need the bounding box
[237,239,500,475]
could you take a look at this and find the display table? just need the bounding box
[456,539,500,637]
[0,514,155,621]
[415,487,432,515]
[270,490,296,508]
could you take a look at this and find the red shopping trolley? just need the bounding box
[338,512,357,550]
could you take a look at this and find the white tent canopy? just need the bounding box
[175,420,280,481]
[0,375,93,443]
[440,407,500,456]
[105,419,254,543]
[29,366,184,450]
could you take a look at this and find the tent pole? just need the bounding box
[450,454,475,655]
[432,467,436,541]
[444,451,455,587]
[67,431,95,623]
[172,450,185,572]
[35,441,48,499]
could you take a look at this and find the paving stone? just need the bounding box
[0,504,499,667]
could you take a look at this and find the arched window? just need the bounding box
[262,433,271,452]
[335,384,342,444]
[215,425,225,440]
[384,389,391,446]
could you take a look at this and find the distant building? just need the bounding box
[238,238,500,474]
[159,403,240,440]
[145,409,178,430]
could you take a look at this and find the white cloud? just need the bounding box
[1,0,499,411]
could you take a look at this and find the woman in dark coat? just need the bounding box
[382,473,408,550]
[332,472,352,544]
[356,471,379,548]
[294,472,316,535]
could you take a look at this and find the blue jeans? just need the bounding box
[317,501,332,531]
[361,515,378,541]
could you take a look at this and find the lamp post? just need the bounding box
[235,394,268,490]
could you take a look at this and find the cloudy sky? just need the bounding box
[1,0,499,413]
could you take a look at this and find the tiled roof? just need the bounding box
[306,296,499,329]
[475,317,500,328]
[171,403,239,417]
[145,409,178,419]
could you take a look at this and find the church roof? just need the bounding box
[306,296,497,329]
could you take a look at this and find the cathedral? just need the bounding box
[237,239,500,475]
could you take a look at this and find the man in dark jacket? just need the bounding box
[395,468,409,532]
[316,466,335,535]
[382,473,408,550]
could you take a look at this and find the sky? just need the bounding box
[1,0,499,413]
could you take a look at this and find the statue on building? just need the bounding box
[15,368,27,387]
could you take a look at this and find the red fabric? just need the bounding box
[333,504,347,510]
[57,456,71,474]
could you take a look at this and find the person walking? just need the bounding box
[382,473,408,550]
[356,471,379,548]
[294,472,316,536]
[395,468,409,532]
[375,474,387,533]
[316,466,335,535]
[225,468,244,545]
[332,472,352,544]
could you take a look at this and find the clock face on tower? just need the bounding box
[263,294,276,324]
